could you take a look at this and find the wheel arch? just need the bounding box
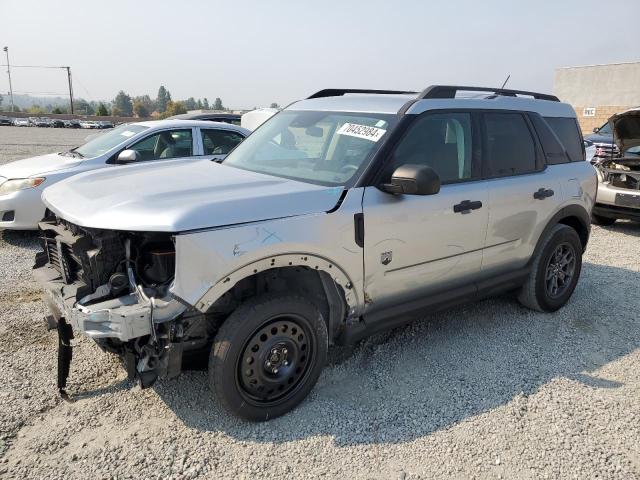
[194,254,360,343]
[533,205,591,260]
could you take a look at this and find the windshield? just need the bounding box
[223,111,396,186]
[597,122,612,135]
[73,124,149,158]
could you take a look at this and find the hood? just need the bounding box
[42,159,345,232]
[0,153,81,179]
[611,109,640,153]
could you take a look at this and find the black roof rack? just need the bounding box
[307,89,417,99]
[418,85,559,102]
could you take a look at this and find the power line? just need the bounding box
[0,64,69,69]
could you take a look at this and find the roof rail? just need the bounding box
[418,85,560,102]
[307,88,417,99]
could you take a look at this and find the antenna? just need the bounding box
[500,75,511,89]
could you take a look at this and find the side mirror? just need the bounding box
[116,149,141,164]
[593,127,599,133]
[381,164,440,195]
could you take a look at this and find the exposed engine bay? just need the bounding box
[33,215,212,391]
[597,157,640,191]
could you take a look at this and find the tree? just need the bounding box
[156,86,171,113]
[75,98,95,115]
[27,105,45,114]
[202,98,210,110]
[112,91,133,117]
[213,97,224,111]
[51,107,67,114]
[183,97,197,110]
[270,103,280,109]
[196,99,203,109]
[0,93,3,108]
[95,103,109,116]
[161,100,187,118]
[132,99,150,118]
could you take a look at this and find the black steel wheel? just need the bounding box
[209,295,328,421]
[237,315,315,405]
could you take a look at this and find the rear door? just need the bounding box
[480,112,562,276]
[362,111,489,317]
[197,128,246,161]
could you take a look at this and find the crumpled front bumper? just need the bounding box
[34,264,185,342]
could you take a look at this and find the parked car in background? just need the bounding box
[0,120,249,230]
[592,108,640,225]
[0,116,12,126]
[79,120,97,129]
[33,85,596,421]
[33,117,53,127]
[51,119,65,128]
[13,118,30,127]
[64,119,81,128]
[241,108,279,131]
[169,112,242,125]
[28,117,39,126]
[584,119,618,164]
[97,120,114,129]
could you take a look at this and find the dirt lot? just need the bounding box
[0,126,639,479]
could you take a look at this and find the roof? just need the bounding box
[288,93,575,118]
[168,112,241,120]
[132,119,250,134]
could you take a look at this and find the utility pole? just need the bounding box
[3,46,14,112]
[65,66,74,114]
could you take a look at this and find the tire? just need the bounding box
[518,224,583,313]
[592,214,616,226]
[209,294,328,421]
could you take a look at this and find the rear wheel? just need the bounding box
[209,294,327,421]
[592,214,616,226]
[518,224,583,312]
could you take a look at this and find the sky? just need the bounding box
[1,0,639,110]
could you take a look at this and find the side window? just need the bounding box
[544,117,585,162]
[392,112,473,183]
[128,129,193,161]
[483,113,537,176]
[529,114,569,165]
[201,129,244,155]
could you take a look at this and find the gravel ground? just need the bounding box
[0,127,639,479]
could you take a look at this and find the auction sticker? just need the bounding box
[337,123,386,142]
[120,130,136,137]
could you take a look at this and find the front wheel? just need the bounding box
[518,224,583,312]
[209,295,328,421]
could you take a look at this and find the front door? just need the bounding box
[362,111,488,320]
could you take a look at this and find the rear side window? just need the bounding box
[529,114,569,165]
[544,117,584,162]
[201,129,244,155]
[483,113,537,176]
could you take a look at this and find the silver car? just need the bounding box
[0,119,249,229]
[34,86,596,421]
[591,108,640,225]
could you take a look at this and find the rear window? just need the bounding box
[483,113,537,176]
[544,117,584,162]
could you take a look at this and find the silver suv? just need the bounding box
[34,85,597,421]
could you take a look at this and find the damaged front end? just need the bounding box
[596,157,640,193]
[33,215,205,395]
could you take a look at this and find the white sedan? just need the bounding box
[0,119,249,230]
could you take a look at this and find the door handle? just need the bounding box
[533,188,554,200]
[453,200,483,213]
